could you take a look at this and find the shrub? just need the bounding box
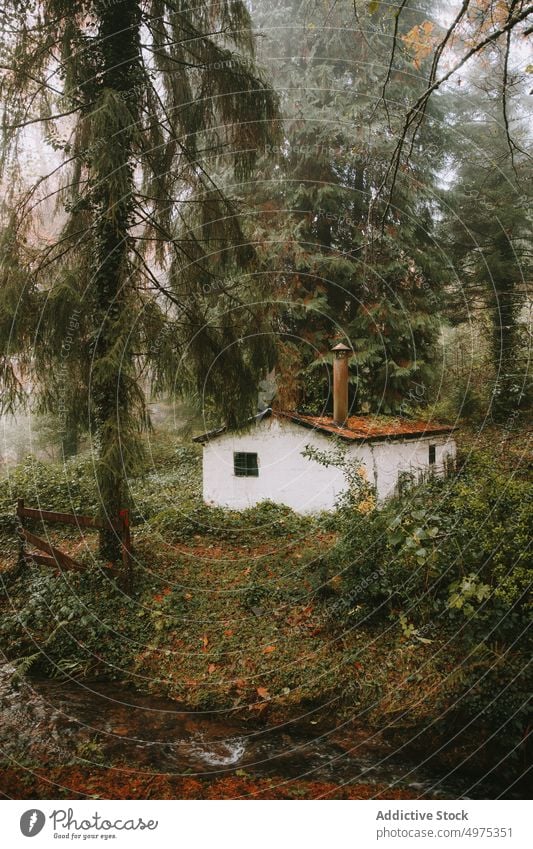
[328,452,532,640]
[324,451,532,771]
[0,566,150,678]
[0,455,100,515]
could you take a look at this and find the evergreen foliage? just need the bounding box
[250,0,447,413]
[0,0,280,555]
[441,68,532,421]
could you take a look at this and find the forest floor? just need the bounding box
[0,431,458,721]
[0,416,530,799]
[0,768,426,800]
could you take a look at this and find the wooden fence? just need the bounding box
[16,500,133,591]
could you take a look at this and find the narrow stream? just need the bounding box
[0,665,516,798]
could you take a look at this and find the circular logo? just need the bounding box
[20,810,46,837]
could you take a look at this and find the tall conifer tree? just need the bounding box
[442,71,531,419]
[0,1,279,557]
[251,0,446,413]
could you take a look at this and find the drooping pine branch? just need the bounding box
[0,0,281,557]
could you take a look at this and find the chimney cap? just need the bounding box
[331,342,352,356]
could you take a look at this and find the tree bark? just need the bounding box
[92,0,142,560]
[61,413,79,459]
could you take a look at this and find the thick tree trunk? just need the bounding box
[92,0,142,561]
[61,414,79,459]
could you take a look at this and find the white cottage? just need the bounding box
[193,345,457,514]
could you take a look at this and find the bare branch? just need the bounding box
[3,106,81,131]
[379,2,533,221]
[501,17,523,177]
[380,0,409,104]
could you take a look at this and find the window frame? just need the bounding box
[429,444,436,465]
[233,451,259,478]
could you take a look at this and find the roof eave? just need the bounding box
[192,408,273,444]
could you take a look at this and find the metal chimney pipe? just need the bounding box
[332,342,352,425]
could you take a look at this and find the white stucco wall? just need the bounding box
[201,417,456,513]
[363,436,456,500]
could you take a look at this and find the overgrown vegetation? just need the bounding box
[322,447,531,767]
[1,422,530,784]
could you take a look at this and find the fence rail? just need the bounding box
[16,499,133,590]
[15,504,122,532]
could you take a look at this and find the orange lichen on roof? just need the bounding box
[275,411,455,442]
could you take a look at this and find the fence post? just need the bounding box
[16,498,25,569]
[119,509,133,593]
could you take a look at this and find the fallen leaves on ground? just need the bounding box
[0,767,429,800]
